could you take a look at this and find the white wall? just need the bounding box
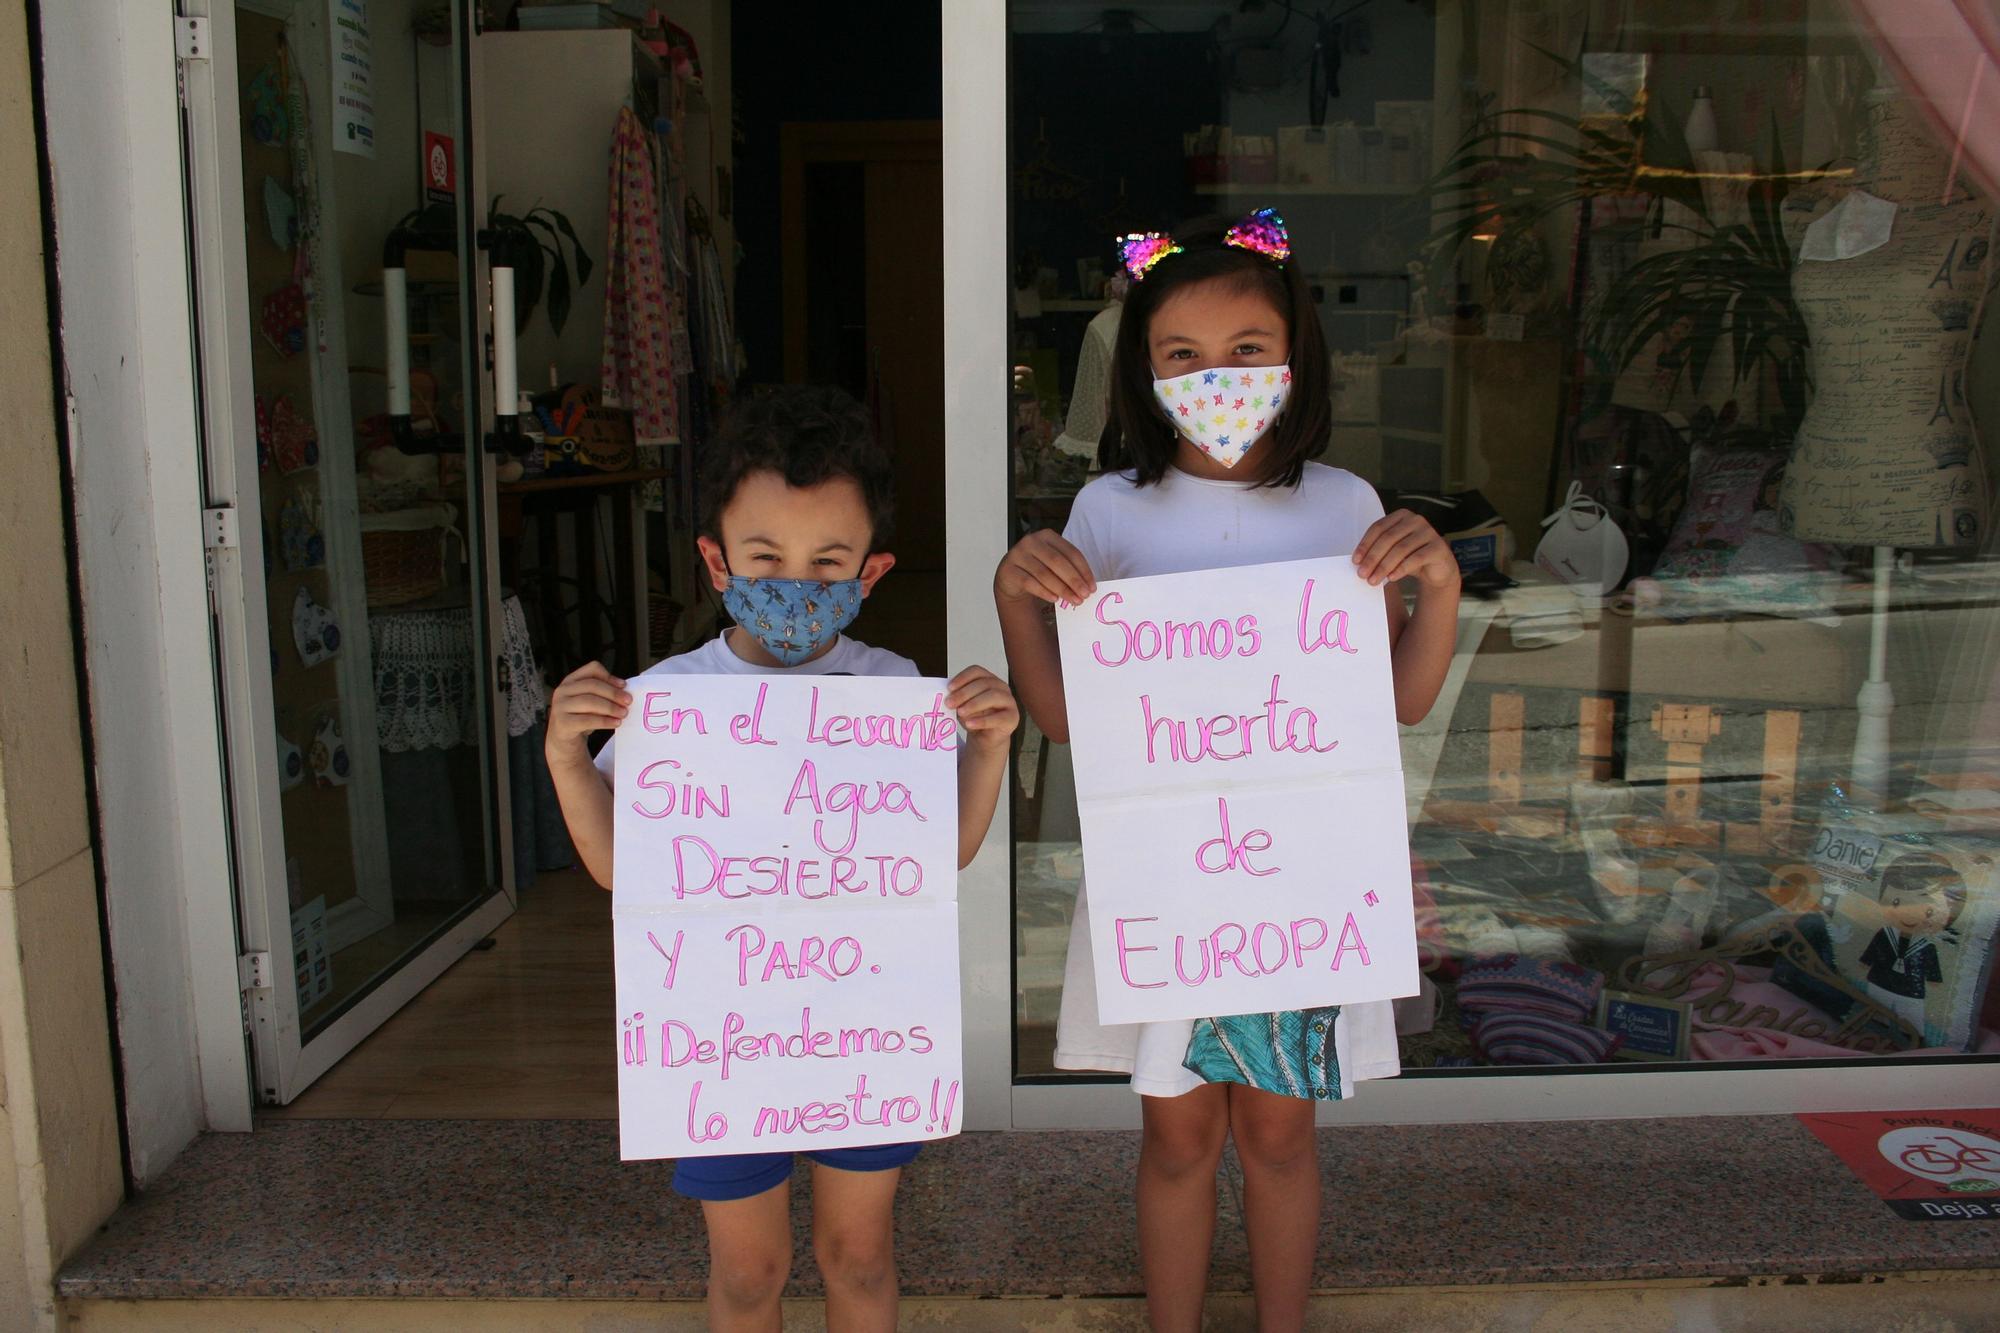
[481,28,644,389]
[39,2,253,1181]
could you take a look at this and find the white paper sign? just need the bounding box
[611,675,962,1160]
[1057,557,1418,1024]
[330,0,375,158]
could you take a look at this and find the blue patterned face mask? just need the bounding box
[721,576,864,666]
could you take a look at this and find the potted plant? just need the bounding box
[383,197,594,338]
[1416,47,1837,440]
[484,196,594,337]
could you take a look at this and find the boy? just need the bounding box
[546,385,1017,1331]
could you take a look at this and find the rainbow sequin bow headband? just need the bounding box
[1116,207,1291,281]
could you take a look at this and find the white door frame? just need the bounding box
[942,0,1015,1131]
[40,1,255,1159]
[179,0,515,1104]
[939,0,1999,1129]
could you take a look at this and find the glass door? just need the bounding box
[183,0,518,1102]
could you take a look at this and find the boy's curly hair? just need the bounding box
[698,385,895,547]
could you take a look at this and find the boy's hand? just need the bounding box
[546,661,630,762]
[996,529,1096,608]
[1354,510,1462,592]
[947,666,1019,753]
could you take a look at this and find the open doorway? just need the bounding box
[267,0,945,1119]
[782,120,946,673]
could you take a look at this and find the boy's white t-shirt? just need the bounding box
[1054,460,1404,1098]
[593,632,920,781]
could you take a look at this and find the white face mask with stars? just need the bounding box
[1151,363,1293,468]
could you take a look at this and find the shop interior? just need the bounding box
[1003,0,2000,1078]
[230,0,946,1114]
[225,0,1999,1119]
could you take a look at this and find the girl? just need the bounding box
[994,210,1460,1331]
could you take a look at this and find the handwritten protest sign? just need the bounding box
[1057,557,1417,1025]
[612,676,961,1160]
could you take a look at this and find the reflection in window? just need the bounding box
[1009,0,2000,1079]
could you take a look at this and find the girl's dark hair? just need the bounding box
[699,384,895,547]
[1098,214,1331,489]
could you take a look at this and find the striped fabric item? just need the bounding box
[1470,1012,1623,1065]
[1454,954,1604,1022]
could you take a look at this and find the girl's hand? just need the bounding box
[546,661,630,761]
[996,529,1096,608]
[1354,510,1462,591]
[947,666,1020,753]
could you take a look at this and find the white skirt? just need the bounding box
[1052,878,1404,1098]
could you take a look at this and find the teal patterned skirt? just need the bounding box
[1183,1007,1343,1100]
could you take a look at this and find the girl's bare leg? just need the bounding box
[1138,1083,1231,1331]
[1229,1083,1321,1331]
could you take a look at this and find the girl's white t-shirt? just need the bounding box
[593,633,920,780]
[1054,461,1404,1098]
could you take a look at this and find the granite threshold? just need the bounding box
[58,1118,2000,1304]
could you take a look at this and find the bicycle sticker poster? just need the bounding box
[1800,1109,2000,1220]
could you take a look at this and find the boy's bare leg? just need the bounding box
[1137,1082,1230,1332]
[809,1162,902,1333]
[702,1180,793,1332]
[1229,1082,1320,1331]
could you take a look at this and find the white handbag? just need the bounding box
[1535,481,1629,594]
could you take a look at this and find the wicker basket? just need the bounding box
[360,503,462,607]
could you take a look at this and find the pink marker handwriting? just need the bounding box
[1142,674,1340,764]
[753,1073,947,1138]
[1091,592,1264,667]
[806,687,959,751]
[730,681,778,747]
[1113,912,1372,989]
[655,1006,934,1081]
[1194,797,1278,876]
[641,692,709,735]
[1297,578,1359,655]
[631,759,731,821]
[666,836,925,901]
[647,929,684,989]
[728,924,866,987]
[783,759,929,855]
[687,1079,728,1141]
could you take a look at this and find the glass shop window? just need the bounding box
[1007,0,2000,1080]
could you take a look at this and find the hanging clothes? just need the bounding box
[601,105,680,446]
[685,196,737,395]
[277,38,325,354]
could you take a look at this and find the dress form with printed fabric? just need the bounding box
[1779,92,1994,549]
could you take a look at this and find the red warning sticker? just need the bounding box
[1799,1109,2000,1221]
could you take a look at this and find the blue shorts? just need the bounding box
[671,1142,921,1202]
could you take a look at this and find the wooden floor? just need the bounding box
[267,870,618,1119]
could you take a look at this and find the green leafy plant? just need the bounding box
[485,197,594,337]
[1418,44,1836,438]
[1591,120,1813,437]
[1419,45,1708,261]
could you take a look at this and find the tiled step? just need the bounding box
[58,1283,2000,1332]
[57,1119,2000,1311]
